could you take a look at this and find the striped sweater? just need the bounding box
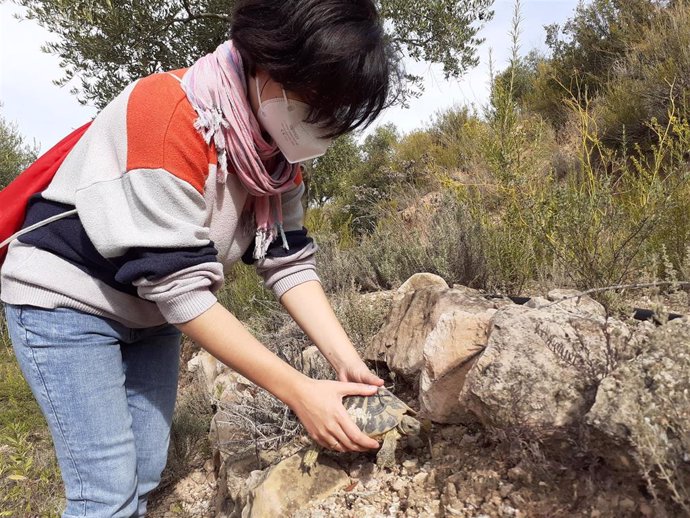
[0,69,320,328]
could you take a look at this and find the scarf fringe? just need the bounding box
[253,223,290,260]
[193,109,230,184]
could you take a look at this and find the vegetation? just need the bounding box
[0,111,38,189]
[302,0,690,299]
[3,0,690,513]
[15,0,494,108]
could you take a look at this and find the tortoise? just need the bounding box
[302,387,422,470]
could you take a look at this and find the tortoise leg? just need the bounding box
[376,429,400,469]
[300,447,320,473]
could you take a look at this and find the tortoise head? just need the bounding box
[399,415,421,436]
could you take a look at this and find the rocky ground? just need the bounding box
[149,282,690,518]
[148,402,661,518]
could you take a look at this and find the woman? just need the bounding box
[0,0,394,515]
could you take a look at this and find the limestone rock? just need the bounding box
[459,304,632,431]
[242,452,349,518]
[365,284,497,381]
[585,319,690,473]
[187,350,226,394]
[398,273,449,295]
[419,308,495,422]
[213,370,254,402]
[546,289,607,319]
[301,346,333,379]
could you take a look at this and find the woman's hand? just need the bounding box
[290,379,381,452]
[336,359,385,387]
[279,281,386,388]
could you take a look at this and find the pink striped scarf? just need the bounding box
[180,40,300,259]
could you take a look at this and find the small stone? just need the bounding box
[507,466,527,483]
[619,498,636,512]
[392,478,406,492]
[427,468,436,486]
[509,493,525,506]
[364,478,381,491]
[441,426,462,441]
[639,502,654,517]
[591,510,601,518]
[190,471,206,485]
[500,483,514,498]
[460,433,479,446]
[403,458,419,469]
[413,472,428,486]
[349,461,373,479]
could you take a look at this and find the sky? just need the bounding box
[0,0,582,152]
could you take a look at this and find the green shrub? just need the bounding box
[216,262,277,325]
[314,189,487,293]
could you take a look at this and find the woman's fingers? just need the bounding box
[337,381,379,397]
[296,380,383,453]
[337,410,379,450]
[333,382,381,450]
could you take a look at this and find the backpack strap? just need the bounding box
[0,209,78,251]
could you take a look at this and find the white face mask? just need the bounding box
[255,76,333,164]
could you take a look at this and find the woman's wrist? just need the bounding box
[317,339,361,374]
[281,374,316,411]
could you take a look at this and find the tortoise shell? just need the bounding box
[342,387,416,438]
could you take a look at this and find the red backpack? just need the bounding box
[0,122,92,266]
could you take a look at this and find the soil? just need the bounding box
[147,382,670,518]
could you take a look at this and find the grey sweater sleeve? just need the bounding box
[252,181,321,299]
[75,168,224,324]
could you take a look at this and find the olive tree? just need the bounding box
[15,0,494,109]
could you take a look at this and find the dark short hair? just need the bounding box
[231,0,396,138]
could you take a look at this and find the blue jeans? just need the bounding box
[3,303,182,518]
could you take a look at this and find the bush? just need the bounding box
[593,1,690,151]
[314,188,487,293]
[0,112,38,189]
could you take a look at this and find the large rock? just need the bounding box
[242,452,349,518]
[398,273,449,295]
[546,288,607,319]
[188,350,226,395]
[364,283,498,381]
[419,308,496,422]
[585,319,690,474]
[459,303,635,431]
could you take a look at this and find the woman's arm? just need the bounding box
[279,280,384,386]
[176,301,380,452]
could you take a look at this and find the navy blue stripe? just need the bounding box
[19,195,218,296]
[114,246,218,284]
[241,227,313,265]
